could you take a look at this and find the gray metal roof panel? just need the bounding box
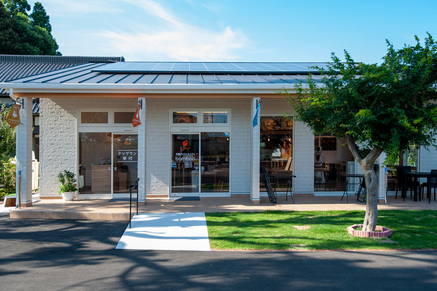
[201,74,221,84]
[170,74,187,84]
[187,75,204,84]
[151,74,173,84]
[15,63,107,83]
[133,74,159,84]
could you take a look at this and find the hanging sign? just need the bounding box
[132,101,141,127]
[6,104,21,128]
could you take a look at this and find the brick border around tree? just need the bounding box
[347,224,393,238]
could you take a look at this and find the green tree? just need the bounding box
[284,34,437,231]
[2,0,30,15]
[0,2,22,53]
[0,0,60,55]
[30,1,51,33]
[0,103,17,190]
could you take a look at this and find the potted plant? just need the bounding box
[58,170,78,201]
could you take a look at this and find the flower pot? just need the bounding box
[62,192,75,201]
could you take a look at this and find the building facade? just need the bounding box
[3,61,436,206]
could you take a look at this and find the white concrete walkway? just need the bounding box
[116,212,211,251]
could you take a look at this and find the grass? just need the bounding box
[206,210,437,251]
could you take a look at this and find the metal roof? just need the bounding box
[0,55,125,95]
[7,62,325,87]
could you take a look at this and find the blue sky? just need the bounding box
[40,0,437,63]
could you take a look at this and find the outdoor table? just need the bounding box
[341,173,364,204]
[404,172,430,202]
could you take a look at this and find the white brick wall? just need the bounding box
[292,120,315,194]
[39,98,137,196]
[419,145,437,172]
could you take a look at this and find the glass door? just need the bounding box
[201,132,230,192]
[171,132,230,195]
[79,132,112,194]
[113,134,138,194]
[171,134,200,193]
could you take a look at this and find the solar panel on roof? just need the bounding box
[91,61,327,74]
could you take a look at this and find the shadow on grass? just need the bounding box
[206,210,437,250]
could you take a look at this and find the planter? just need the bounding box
[347,224,393,238]
[62,192,75,201]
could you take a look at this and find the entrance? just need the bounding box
[78,133,138,195]
[171,132,230,195]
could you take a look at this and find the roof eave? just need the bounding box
[1,83,316,95]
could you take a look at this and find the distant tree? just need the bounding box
[284,34,437,232]
[2,0,30,15]
[0,0,60,55]
[0,2,22,53]
[30,2,51,33]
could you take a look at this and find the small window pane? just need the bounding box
[115,112,135,124]
[81,112,108,123]
[173,112,197,124]
[203,112,228,124]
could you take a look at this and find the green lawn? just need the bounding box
[206,210,437,251]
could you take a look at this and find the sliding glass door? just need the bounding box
[79,132,138,195]
[171,132,230,195]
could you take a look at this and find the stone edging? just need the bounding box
[347,224,393,238]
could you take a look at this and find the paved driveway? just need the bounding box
[0,213,436,290]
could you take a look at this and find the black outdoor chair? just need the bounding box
[260,167,294,204]
[421,170,437,203]
[395,166,414,200]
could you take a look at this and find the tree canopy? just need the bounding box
[0,0,60,55]
[284,34,437,231]
[287,34,437,165]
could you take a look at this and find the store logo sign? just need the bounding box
[180,140,191,152]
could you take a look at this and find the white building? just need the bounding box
[3,61,436,206]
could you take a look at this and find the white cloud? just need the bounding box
[98,25,247,61]
[94,0,249,61]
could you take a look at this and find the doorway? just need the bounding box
[78,132,138,195]
[171,132,230,195]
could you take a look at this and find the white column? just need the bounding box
[15,97,33,206]
[251,98,260,202]
[137,98,146,202]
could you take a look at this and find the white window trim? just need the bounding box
[78,108,137,133]
[170,108,231,127]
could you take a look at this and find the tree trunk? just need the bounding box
[345,134,383,232]
[361,166,378,231]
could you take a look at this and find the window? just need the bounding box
[81,112,108,124]
[114,112,135,124]
[171,109,230,126]
[203,111,228,124]
[173,112,198,124]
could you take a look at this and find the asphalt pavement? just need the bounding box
[0,213,436,290]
